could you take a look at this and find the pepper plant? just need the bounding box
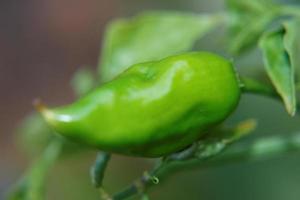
[8,0,300,199]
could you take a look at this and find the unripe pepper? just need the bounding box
[37,52,241,157]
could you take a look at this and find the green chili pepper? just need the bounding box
[36,52,241,157]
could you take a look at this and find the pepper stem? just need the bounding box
[33,98,48,113]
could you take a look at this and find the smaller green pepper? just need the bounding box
[36,52,241,157]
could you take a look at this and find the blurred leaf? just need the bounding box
[227,0,273,14]
[71,68,97,97]
[156,120,256,181]
[226,0,277,54]
[259,27,296,115]
[283,19,300,80]
[194,119,257,159]
[17,112,54,157]
[279,4,300,18]
[141,194,149,200]
[164,119,256,162]
[99,11,221,82]
[8,139,63,200]
[17,111,88,159]
[229,14,274,54]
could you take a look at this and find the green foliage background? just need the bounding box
[3,0,300,200]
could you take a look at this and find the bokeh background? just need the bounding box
[1,0,300,199]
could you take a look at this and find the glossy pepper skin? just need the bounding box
[38,52,241,157]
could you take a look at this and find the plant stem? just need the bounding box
[90,152,111,188]
[241,76,300,111]
[240,76,277,97]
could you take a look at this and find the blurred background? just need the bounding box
[1,0,300,199]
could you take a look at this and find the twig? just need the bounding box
[112,169,160,200]
[241,76,300,111]
[90,152,111,188]
[90,152,111,200]
[8,138,63,200]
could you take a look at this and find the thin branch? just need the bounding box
[240,76,277,97]
[90,152,111,188]
[8,138,63,200]
[90,151,112,200]
[112,169,160,200]
[241,76,300,111]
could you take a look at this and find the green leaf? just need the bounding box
[283,19,300,80]
[259,27,296,115]
[226,0,277,54]
[70,68,97,97]
[229,14,274,54]
[98,11,221,82]
[17,112,54,157]
[279,5,300,18]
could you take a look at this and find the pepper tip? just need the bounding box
[33,98,47,113]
